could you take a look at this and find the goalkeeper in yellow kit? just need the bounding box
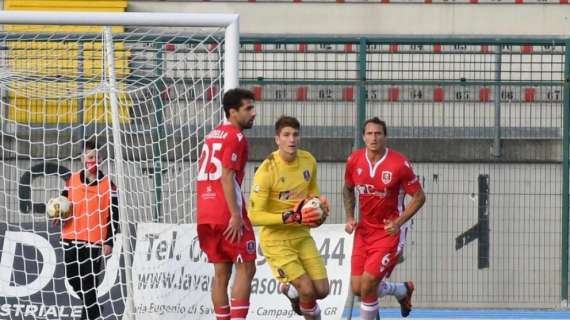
[249,115,330,320]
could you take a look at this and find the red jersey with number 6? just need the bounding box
[197,121,249,225]
[345,148,421,230]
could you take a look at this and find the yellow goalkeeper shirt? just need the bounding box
[248,149,320,241]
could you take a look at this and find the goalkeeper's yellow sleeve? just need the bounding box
[247,162,284,226]
[308,159,320,197]
[248,194,284,226]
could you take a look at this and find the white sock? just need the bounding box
[378,281,407,299]
[360,300,379,320]
[301,303,321,319]
[279,283,299,299]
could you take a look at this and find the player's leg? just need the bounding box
[379,220,414,317]
[63,243,86,317]
[294,236,332,320]
[350,227,366,296]
[212,263,233,320]
[378,280,414,317]
[278,282,302,315]
[81,246,103,320]
[229,227,257,320]
[360,247,400,320]
[290,273,321,320]
[198,224,233,320]
[261,238,309,317]
[360,272,381,320]
[298,237,329,300]
[312,279,329,300]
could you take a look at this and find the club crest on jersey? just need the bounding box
[246,240,255,254]
[303,170,311,181]
[277,268,287,279]
[231,153,238,162]
[381,171,392,184]
[357,168,363,176]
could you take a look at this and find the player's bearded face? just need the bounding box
[275,127,299,155]
[363,123,386,152]
[237,99,256,129]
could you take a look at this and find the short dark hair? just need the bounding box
[362,117,387,135]
[83,139,99,152]
[222,88,255,118]
[275,115,300,135]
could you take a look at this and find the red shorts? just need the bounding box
[351,226,400,279]
[197,223,257,263]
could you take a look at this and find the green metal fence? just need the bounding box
[239,36,570,309]
[1,33,568,309]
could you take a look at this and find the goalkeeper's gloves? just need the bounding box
[281,196,329,228]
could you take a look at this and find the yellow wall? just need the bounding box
[5,0,127,12]
[5,0,131,125]
[5,0,127,33]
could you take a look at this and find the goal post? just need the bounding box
[0,11,239,320]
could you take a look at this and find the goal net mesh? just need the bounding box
[0,21,226,320]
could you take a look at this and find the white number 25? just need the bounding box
[197,143,222,181]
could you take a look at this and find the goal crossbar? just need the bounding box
[0,10,240,91]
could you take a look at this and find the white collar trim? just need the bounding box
[365,148,389,177]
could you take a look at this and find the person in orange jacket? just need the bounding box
[54,139,119,320]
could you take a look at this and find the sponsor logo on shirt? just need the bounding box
[201,185,216,200]
[356,184,388,197]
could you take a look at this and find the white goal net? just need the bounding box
[0,11,239,320]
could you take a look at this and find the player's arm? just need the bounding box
[249,191,319,227]
[342,183,356,220]
[392,188,425,228]
[342,183,357,234]
[342,156,357,233]
[53,176,73,226]
[248,165,283,226]
[248,164,317,226]
[219,134,248,242]
[104,183,120,249]
[384,161,426,235]
[221,166,245,242]
[221,167,241,219]
[307,159,329,225]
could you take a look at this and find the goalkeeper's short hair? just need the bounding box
[275,115,300,135]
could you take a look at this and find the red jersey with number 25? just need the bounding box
[197,122,249,225]
[345,148,421,230]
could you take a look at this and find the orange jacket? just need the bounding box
[61,171,111,244]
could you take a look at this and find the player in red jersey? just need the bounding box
[197,88,257,320]
[343,117,426,319]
